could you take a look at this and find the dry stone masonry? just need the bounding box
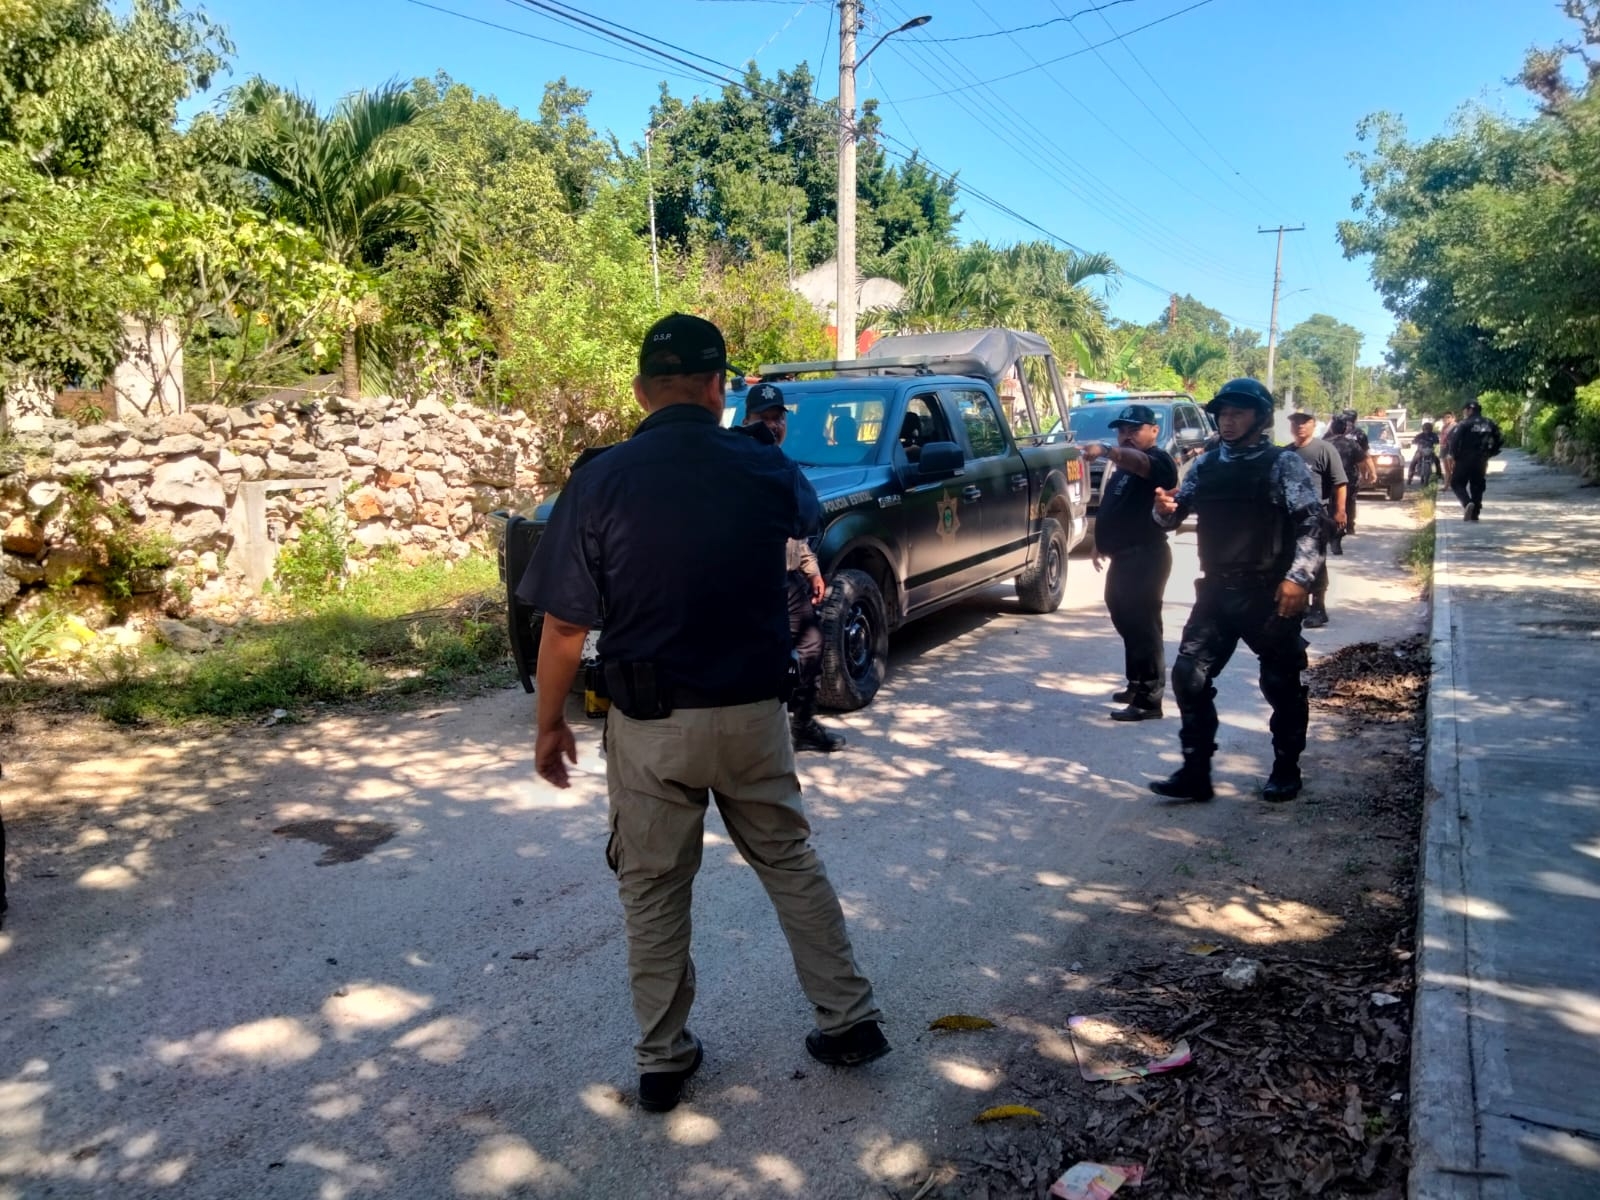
[0,395,544,625]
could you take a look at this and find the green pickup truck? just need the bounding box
[493,327,1090,710]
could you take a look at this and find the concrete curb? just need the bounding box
[1410,508,1482,1198]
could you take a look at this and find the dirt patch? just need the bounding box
[924,639,1428,1200]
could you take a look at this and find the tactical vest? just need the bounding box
[1193,447,1293,579]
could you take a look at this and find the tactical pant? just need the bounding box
[1171,577,1309,768]
[1311,536,1329,609]
[787,571,823,716]
[1345,487,1359,532]
[1104,541,1171,706]
[1450,460,1488,511]
[603,699,881,1071]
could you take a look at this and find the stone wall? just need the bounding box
[0,394,543,623]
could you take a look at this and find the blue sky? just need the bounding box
[183,0,1576,364]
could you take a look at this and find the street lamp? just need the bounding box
[836,10,930,361]
[644,109,690,304]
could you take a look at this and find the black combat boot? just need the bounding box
[1303,600,1328,629]
[1261,758,1302,802]
[1149,745,1214,802]
[791,703,846,753]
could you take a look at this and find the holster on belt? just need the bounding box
[601,661,672,720]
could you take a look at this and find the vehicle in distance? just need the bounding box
[1058,392,1215,545]
[493,328,1090,711]
[1357,419,1406,501]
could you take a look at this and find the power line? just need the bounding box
[1043,0,1269,217]
[1087,1,1285,215]
[920,0,1139,42]
[876,0,1262,286]
[398,0,705,81]
[897,0,1217,102]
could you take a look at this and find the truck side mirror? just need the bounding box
[917,441,964,478]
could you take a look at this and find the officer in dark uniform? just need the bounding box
[1149,378,1325,803]
[1287,411,1347,629]
[742,384,846,752]
[1444,399,1503,520]
[1338,408,1371,533]
[1081,403,1179,720]
[520,313,885,1114]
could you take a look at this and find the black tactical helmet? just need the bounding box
[1206,377,1275,419]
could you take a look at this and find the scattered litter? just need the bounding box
[1184,942,1222,957]
[262,708,289,727]
[1067,1013,1191,1082]
[1220,957,1264,991]
[1370,991,1401,1007]
[510,950,542,961]
[973,1105,1042,1123]
[1049,1161,1146,1199]
[928,1014,996,1032]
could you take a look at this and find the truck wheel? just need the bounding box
[1015,517,1069,614]
[1387,477,1405,502]
[818,568,889,712]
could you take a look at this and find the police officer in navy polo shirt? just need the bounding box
[1081,403,1179,720]
[519,313,885,1115]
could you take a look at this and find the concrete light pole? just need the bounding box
[1258,224,1303,393]
[835,7,929,361]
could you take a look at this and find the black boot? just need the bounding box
[791,703,846,753]
[1112,687,1134,704]
[1149,744,1214,802]
[1303,601,1328,629]
[1261,758,1302,802]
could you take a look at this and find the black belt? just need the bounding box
[1203,571,1280,588]
[673,687,781,710]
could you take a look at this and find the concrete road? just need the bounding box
[0,494,1424,1200]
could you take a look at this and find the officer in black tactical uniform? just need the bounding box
[1149,378,1326,803]
[1445,399,1504,521]
[1081,403,1179,720]
[743,384,846,752]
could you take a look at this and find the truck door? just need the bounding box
[899,390,970,610]
[945,386,1031,572]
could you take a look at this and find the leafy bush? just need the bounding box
[273,506,348,602]
[1527,402,1571,456]
[62,481,174,603]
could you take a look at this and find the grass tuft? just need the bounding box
[1400,483,1438,591]
[90,551,510,726]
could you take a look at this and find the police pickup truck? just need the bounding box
[493,327,1089,711]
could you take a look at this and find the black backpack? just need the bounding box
[1455,417,1501,461]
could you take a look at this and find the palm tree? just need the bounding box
[1166,336,1227,392]
[225,78,452,397]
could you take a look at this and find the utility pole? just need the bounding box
[1258,224,1303,395]
[646,125,661,304]
[836,0,859,360]
[836,8,930,361]
[1167,293,1178,330]
[1349,338,1359,410]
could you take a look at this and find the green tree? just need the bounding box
[0,0,231,180]
[494,187,698,484]
[1164,336,1226,392]
[694,252,830,370]
[1280,313,1363,401]
[218,77,458,397]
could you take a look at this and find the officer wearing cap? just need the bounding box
[1339,407,1373,529]
[1080,403,1179,720]
[520,313,886,1114]
[1149,378,1325,804]
[1444,399,1503,520]
[743,383,846,753]
[1286,411,1347,629]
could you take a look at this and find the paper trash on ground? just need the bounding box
[1067,1013,1191,1082]
[1049,1161,1146,1199]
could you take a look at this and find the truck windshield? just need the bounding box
[781,394,886,467]
[1066,405,1170,442]
[1359,421,1395,445]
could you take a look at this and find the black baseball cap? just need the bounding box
[1107,403,1158,428]
[1287,411,1315,423]
[746,382,785,412]
[638,312,728,377]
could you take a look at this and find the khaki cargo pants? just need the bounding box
[604,698,881,1071]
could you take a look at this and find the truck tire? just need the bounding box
[1015,517,1069,614]
[818,568,889,712]
[1387,477,1405,502]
